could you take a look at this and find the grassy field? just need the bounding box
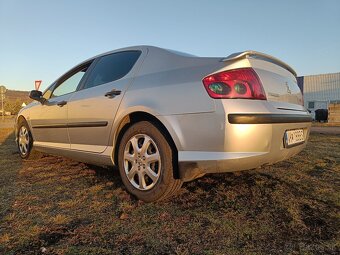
[0,128,339,255]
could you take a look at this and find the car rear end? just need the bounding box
[178,51,312,180]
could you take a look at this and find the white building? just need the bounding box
[297,72,340,118]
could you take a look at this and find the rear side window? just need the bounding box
[83,51,141,89]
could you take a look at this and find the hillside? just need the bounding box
[4,90,30,104]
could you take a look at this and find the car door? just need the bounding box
[30,62,93,149]
[67,50,144,153]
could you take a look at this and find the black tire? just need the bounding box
[17,119,42,160]
[118,121,182,202]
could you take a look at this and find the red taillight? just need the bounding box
[202,68,266,100]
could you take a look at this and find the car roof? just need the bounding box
[80,45,196,64]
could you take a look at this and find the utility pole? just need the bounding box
[0,85,6,121]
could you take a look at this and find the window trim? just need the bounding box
[78,50,142,91]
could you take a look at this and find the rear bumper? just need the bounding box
[178,114,311,181]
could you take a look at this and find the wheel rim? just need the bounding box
[123,134,161,191]
[18,126,30,156]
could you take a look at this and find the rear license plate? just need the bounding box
[284,129,305,148]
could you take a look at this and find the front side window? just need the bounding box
[83,51,141,90]
[52,66,89,98]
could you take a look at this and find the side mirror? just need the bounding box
[29,90,46,104]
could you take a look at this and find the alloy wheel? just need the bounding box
[123,134,161,191]
[18,125,30,156]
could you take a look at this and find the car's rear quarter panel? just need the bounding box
[120,48,223,115]
[112,48,227,151]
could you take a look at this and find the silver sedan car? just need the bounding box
[16,46,312,201]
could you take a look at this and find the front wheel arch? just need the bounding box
[16,116,42,160]
[16,115,28,136]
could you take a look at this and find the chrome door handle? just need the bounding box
[105,89,121,98]
[57,101,67,107]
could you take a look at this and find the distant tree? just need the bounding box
[4,99,25,115]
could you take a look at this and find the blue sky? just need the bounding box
[1,0,340,91]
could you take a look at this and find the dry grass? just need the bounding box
[0,127,339,254]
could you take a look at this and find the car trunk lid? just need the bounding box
[222,51,304,110]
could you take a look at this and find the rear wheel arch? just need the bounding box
[113,111,180,179]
